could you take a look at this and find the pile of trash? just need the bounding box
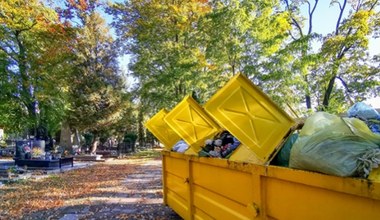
[171,131,241,159]
[274,102,380,178]
[198,131,241,158]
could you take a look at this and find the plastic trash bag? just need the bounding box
[272,133,299,167]
[347,102,380,134]
[347,102,380,120]
[289,112,380,177]
[172,140,189,153]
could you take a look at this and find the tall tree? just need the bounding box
[281,0,380,113]
[319,0,380,111]
[108,0,289,114]
[0,0,74,135]
[108,0,216,146]
[59,0,131,152]
[109,0,217,111]
[200,0,291,106]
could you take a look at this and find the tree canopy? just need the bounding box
[107,0,379,119]
[0,0,133,144]
[0,0,74,135]
[0,0,379,148]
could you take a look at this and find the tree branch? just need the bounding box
[355,0,363,12]
[14,21,38,33]
[337,75,354,105]
[337,1,342,10]
[336,75,351,92]
[284,0,304,37]
[337,27,353,59]
[369,0,379,10]
[335,0,347,35]
[308,0,319,35]
[288,30,297,41]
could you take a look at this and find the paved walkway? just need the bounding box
[24,159,182,220]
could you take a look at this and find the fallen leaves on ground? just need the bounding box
[0,150,180,220]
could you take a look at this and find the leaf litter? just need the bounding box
[0,151,182,220]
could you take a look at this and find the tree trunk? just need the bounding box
[72,129,81,154]
[322,75,337,110]
[59,121,72,153]
[16,31,37,136]
[73,129,81,146]
[306,95,311,109]
[138,107,144,151]
[91,136,99,154]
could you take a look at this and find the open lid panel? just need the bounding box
[164,95,221,152]
[144,109,181,151]
[204,73,296,164]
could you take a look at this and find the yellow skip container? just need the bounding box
[147,74,380,220]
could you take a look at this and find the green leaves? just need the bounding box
[108,0,292,118]
[0,0,73,134]
[62,1,131,138]
[277,0,380,113]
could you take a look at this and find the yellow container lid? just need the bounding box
[204,73,295,163]
[144,109,181,150]
[164,95,221,152]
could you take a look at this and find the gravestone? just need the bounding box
[15,140,30,159]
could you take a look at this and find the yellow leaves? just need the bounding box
[321,35,346,58]
[353,10,371,24]
[0,0,58,32]
[168,5,180,14]
[320,8,375,59]
[207,63,218,71]
[246,6,289,56]
[194,48,206,66]
[274,13,292,34]
[347,10,371,38]
[165,0,211,31]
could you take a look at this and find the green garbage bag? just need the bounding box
[289,112,380,178]
[272,133,299,167]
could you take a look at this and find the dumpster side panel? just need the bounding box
[162,152,380,220]
[264,177,380,219]
[192,161,253,205]
[191,160,255,220]
[163,153,191,219]
[263,166,380,219]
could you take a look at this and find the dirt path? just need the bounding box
[0,155,182,220]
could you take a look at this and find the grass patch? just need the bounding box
[131,149,162,158]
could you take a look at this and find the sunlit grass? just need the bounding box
[129,148,162,159]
